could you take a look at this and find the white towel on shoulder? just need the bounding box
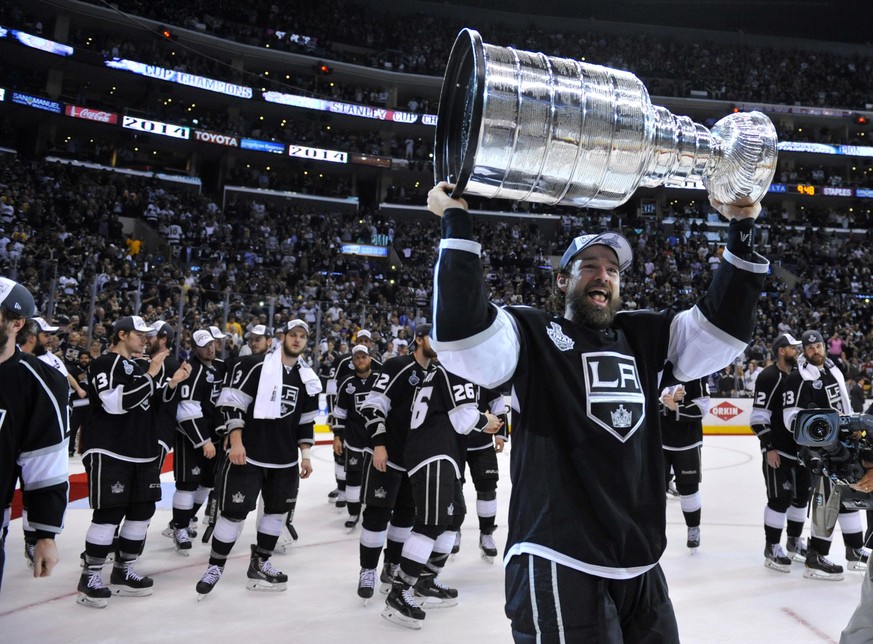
[252,352,323,419]
[253,348,283,419]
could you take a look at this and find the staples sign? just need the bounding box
[65,105,118,124]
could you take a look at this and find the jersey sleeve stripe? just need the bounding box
[668,306,749,382]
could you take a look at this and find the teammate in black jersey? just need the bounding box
[326,329,383,507]
[783,329,869,581]
[356,326,432,602]
[0,278,69,592]
[660,378,711,552]
[750,333,810,572]
[429,182,767,642]
[77,315,190,608]
[457,386,508,562]
[144,321,182,467]
[195,319,321,597]
[382,358,503,630]
[166,329,226,555]
[332,344,379,531]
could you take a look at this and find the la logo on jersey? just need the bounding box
[280,385,300,417]
[581,351,644,442]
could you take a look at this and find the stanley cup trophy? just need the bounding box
[434,29,777,209]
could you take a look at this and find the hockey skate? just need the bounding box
[479,532,498,564]
[414,572,459,609]
[328,488,339,503]
[335,490,347,509]
[804,550,844,581]
[846,546,870,572]
[451,530,461,555]
[24,541,35,569]
[379,561,399,594]
[173,527,192,556]
[77,564,111,609]
[764,543,791,573]
[382,581,426,630]
[666,480,680,500]
[786,536,807,563]
[358,567,377,604]
[196,564,225,599]
[345,514,361,533]
[686,526,700,553]
[109,559,154,596]
[246,544,288,591]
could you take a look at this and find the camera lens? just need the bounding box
[809,420,830,441]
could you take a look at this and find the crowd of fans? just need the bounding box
[2,155,873,397]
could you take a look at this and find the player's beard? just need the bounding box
[806,352,825,367]
[283,342,304,358]
[0,322,11,352]
[785,354,797,369]
[566,288,621,330]
[33,339,47,356]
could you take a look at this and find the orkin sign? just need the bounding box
[65,105,118,124]
[194,130,239,147]
[709,400,743,420]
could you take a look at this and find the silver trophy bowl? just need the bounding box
[435,29,778,209]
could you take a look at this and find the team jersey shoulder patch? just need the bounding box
[546,321,574,352]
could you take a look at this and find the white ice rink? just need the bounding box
[0,436,867,643]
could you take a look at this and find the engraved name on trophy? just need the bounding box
[435,29,777,209]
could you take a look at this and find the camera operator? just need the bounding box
[840,463,873,644]
[783,330,870,581]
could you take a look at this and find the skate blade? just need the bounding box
[110,585,154,597]
[360,597,371,607]
[76,593,109,608]
[381,607,423,630]
[174,547,191,557]
[197,593,209,602]
[379,582,392,595]
[161,527,173,538]
[345,526,358,534]
[846,561,867,572]
[688,547,699,556]
[803,568,844,581]
[480,552,496,565]
[416,596,458,609]
[764,560,791,573]
[789,553,806,563]
[246,579,287,592]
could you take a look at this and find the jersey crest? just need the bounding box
[123,361,134,375]
[280,385,300,417]
[581,351,645,442]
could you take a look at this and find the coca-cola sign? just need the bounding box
[65,105,118,124]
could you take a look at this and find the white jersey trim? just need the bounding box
[504,542,656,580]
[432,306,519,390]
[438,238,481,255]
[668,306,748,382]
[722,248,770,274]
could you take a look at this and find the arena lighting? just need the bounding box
[317,63,333,75]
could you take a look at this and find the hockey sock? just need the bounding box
[256,512,285,553]
[346,485,361,517]
[360,528,387,569]
[786,505,806,539]
[210,515,244,565]
[838,512,865,549]
[85,522,117,562]
[399,531,436,584]
[476,490,497,534]
[764,506,787,544]
[172,488,196,528]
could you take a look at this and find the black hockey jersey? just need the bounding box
[176,356,226,448]
[0,349,69,538]
[432,207,767,579]
[137,354,182,454]
[404,365,491,476]
[782,357,850,432]
[217,353,319,468]
[750,363,797,457]
[360,354,432,471]
[333,372,379,451]
[660,378,710,450]
[82,352,163,461]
